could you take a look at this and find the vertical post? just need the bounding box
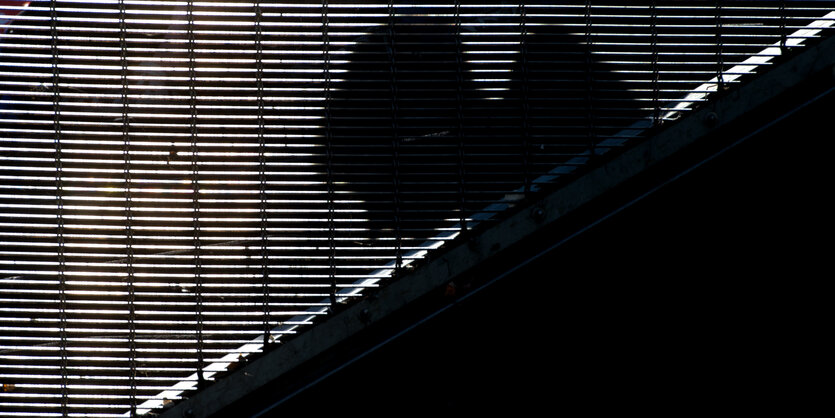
[651,0,660,126]
[322,0,337,309]
[584,1,596,157]
[715,1,725,91]
[454,1,467,233]
[387,1,402,275]
[779,0,787,53]
[48,1,68,415]
[186,0,205,388]
[118,0,137,414]
[519,3,531,196]
[254,0,271,349]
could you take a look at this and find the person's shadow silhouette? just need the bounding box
[324,5,643,269]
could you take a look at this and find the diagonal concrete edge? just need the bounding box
[161,32,835,418]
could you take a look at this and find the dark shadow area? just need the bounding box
[263,47,833,418]
[324,4,643,277]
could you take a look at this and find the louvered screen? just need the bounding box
[1,1,833,416]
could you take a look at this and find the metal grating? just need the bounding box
[1,1,833,416]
